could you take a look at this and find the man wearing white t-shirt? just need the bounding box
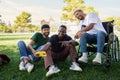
[74,9,107,64]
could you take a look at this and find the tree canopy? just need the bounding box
[105,16,120,31]
[13,11,31,32]
[61,0,96,22]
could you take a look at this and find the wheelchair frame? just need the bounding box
[78,20,120,67]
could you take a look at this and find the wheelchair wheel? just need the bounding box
[111,35,120,62]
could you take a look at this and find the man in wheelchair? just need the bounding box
[74,9,107,64]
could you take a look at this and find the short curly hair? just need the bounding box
[41,24,50,30]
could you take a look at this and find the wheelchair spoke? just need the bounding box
[115,37,119,61]
[111,35,120,62]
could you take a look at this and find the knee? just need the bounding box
[18,40,25,46]
[82,32,88,36]
[80,32,88,39]
[46,48,51,53]
[69,44,73,47]
[97,31,106,39]
[80,32,88,42]
[97,31,105,36]
[68,44,76,49]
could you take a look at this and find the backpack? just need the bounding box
[0,53,10,65]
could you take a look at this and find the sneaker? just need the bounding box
[70,62,82,71]
[46,65,60,77]
[93,57,101,64]
[25,62,34,73]
[93,53,102,64]
[78,56,88,63]
[19,62,26,71]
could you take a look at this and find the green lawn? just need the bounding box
[0,33,120,80]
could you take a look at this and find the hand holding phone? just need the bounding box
[35,51,46,57]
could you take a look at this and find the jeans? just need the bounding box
[80,31,106,53]
[17,40,44,61]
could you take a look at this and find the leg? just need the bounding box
[93,31,106,64]
[80,32,88,53]
[44,48,54,69]
[51,46,70,61]
[80,32,97,52]
[44,48,60,77]
[97,31,106,53]
[18,40,36,61]
[68,44,77,61]
[18,41,31,61]
[78,32,97,63]
[52,44,82,71]
[68,44,82,71]
[18,41,34,72]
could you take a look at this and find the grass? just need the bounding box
[0,33,120,80]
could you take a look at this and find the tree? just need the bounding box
[0,15,9,32]
[115,17,120,30]
[28,24,40,32]
[61,0,96,22]
[104,16,120,31]
[13,11,31,32]
[0,21,9,32]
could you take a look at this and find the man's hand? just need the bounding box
[32,49,36,54]
[74,31,83,39]
[31,49,40,57]
[59,41,70,47]
[32,50,39,57]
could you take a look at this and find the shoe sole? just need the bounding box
[27,65,34,73]
[46,70,60,77]
[70,68,82,72]
[78,60,87,63]
[93,61,101,65]
[19,68,26,71]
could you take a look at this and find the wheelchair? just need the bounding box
[77,20,120,67]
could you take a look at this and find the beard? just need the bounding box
[79,16,84,20]
[43,32,49,37]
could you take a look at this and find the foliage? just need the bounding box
[61,0,96,22]
[0,21,11,32]
[13,11,31,32]
[104,16,120,31]
[28,24,40,32]
[50,25,59,32]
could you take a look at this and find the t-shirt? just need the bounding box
[48,34,72,52]
[31,32,49,50]
[80,12,107,35]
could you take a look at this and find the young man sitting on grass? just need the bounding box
[17,24,50,73]
[41,25,82,77]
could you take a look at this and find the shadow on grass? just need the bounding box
[0,37,30,40]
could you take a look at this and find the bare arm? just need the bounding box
[81,23,95,32]
[59,40,78,47]
[40,42,51,51]
[28,40,36,54]
[69,40,79,46]
[74,23,95,39]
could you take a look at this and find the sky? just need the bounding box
[0,0,120,25]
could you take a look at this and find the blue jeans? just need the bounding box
[17,41,44,62]
[80,31,106,53]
